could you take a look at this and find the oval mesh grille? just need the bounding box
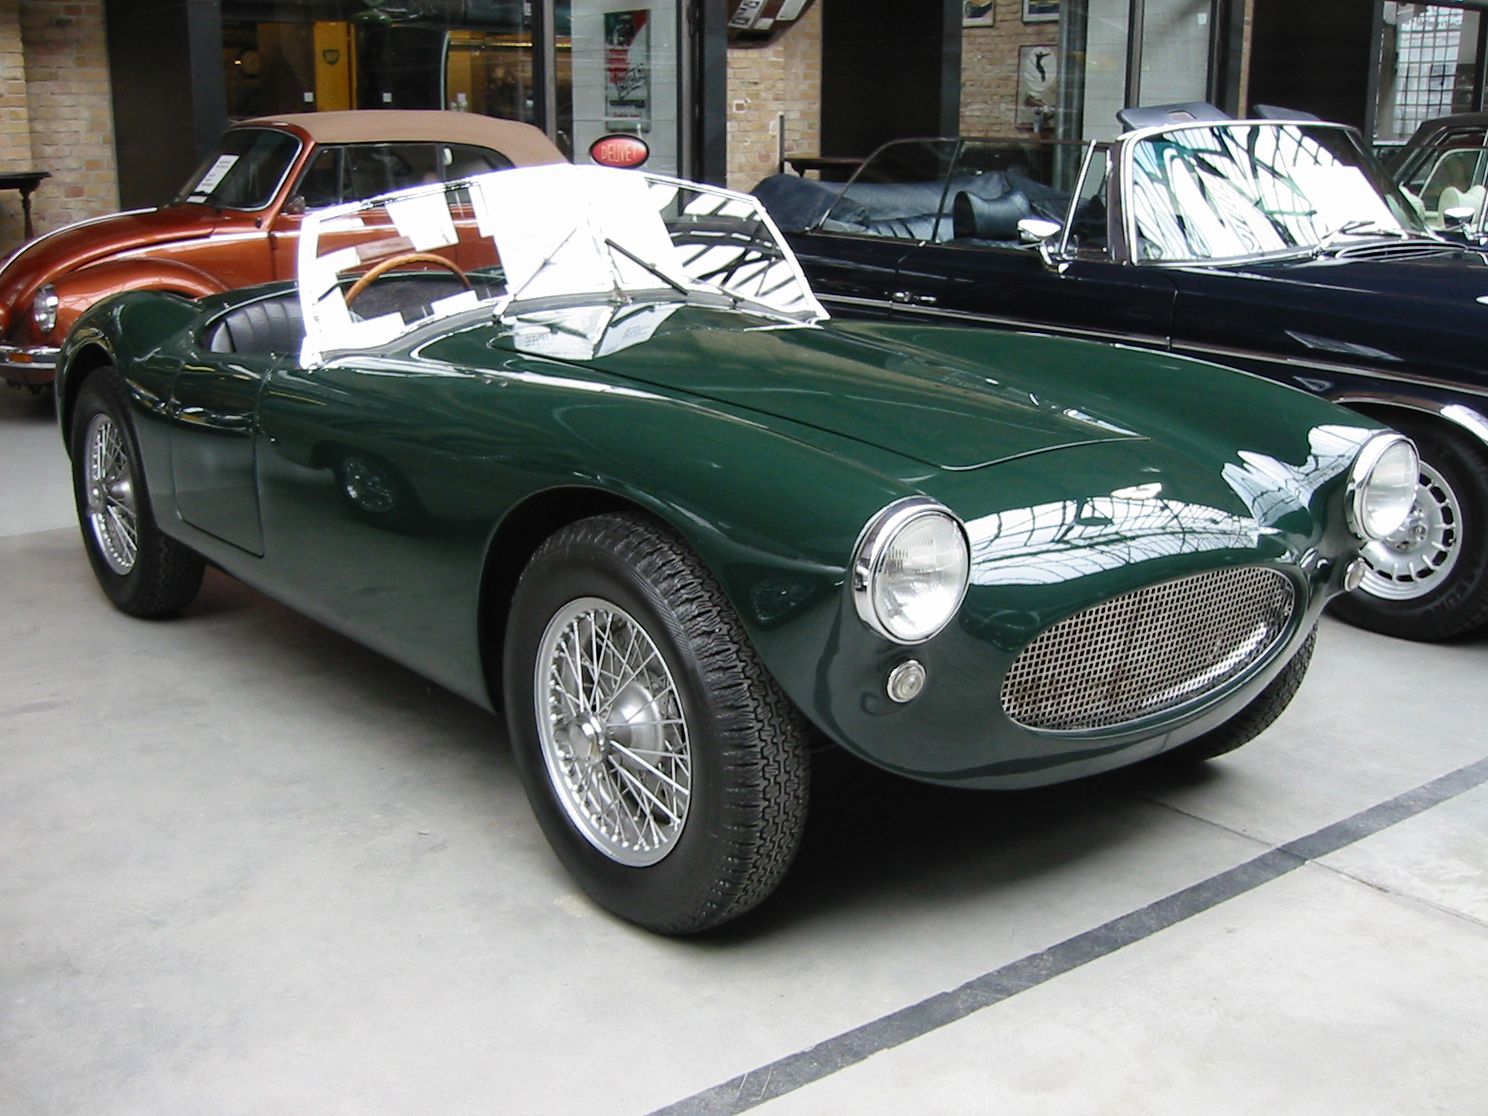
[1001,567,1296,732]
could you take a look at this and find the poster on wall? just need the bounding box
[963,1,995,26]
[1023,0,1059,22]
[1017,44,1059,131]
[605,10,651,131]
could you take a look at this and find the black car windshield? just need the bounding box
[1129,123,1431,263]
[176,129,301,210]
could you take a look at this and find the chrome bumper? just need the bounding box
[0,344,60,380]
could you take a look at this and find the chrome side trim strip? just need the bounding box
[822,295,1168,348]
[1172,341,1488,402]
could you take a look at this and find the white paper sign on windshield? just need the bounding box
[470,165,688,302]
[386,192,459,251]
[188,154,240,202]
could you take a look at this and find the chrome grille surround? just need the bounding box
[1001,567,1296,733]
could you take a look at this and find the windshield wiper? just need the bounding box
[603,238,690,296]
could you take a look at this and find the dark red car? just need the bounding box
[0,110,565,390]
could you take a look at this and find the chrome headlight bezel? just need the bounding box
[31,284,60,337]
[851,496,971,645]
[1347,432,1420,541]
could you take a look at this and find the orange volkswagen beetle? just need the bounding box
[0,110,566,390]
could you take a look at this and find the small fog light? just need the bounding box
[886,659,926,703]
[1344,557,1368,592]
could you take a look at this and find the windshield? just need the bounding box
[296,165,827,364]
[1128,122,1431,263]
[177,128,302,210]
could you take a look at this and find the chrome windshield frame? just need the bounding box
[1118,119,1435,268]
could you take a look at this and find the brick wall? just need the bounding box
[725,1,822,192]
[0,0,117,255]
[0,1,32,246]
[960,0,1060,137]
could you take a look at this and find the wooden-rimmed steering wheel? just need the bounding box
[345,252,471,307]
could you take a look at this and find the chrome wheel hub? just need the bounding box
[536,596,692,867]
[1358,461,1462,602]
[83,413,139,576]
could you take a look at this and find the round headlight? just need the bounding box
[1349,433,1419,541]
[852,497,970,644]
[32,284,59,336]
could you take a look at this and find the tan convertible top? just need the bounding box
[236,110,567,167]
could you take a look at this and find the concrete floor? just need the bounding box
[3,385,1488,1115]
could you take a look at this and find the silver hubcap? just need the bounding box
[535,596,692,867]
[83,413,139,576]
[1357,461,1462,601]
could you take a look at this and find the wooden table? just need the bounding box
[0,171,50,240]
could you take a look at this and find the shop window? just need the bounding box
[445,29,539,123]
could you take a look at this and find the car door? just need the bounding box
[889,140,1178,347]
[167,322,282,556]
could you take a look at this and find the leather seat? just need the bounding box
[206,296,306,356]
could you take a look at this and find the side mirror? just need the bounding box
[1443,205,1475,229]
[282,196,307,216]
[1018,216,1063,244]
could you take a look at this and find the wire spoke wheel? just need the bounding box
[535,596,692,867]
[1358,460,1461,601]
[83,412,139,575]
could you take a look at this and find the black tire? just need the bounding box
[1329,418,1488,641]
[503,511,811,934]
[1161,627,1316,764]
[70,368,204,617]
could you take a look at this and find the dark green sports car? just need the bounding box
[55,167,1417,933]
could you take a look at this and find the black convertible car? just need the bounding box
[758,109,1488,643]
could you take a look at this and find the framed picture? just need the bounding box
[604,10,652,129]
[1023,0,1059,22]
[1016,44,1059,131]
[964,1,996,26]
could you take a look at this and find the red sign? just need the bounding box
[589,134,650,169]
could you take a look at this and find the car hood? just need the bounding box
[551,310,1144,471]
[0,204,222,327]
[537,308,1350,473]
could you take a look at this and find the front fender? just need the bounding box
[46,258,227,345]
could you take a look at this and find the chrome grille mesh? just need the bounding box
[1001,567,1295,732]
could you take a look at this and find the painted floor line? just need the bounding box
[646,753,1488,1116]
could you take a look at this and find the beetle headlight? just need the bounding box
[852,497,970,644]
[32,284,59,336]
[1348,433,1419,541]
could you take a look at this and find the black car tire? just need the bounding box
[70,368,205,617]
[1330,419,1488,641]
[1160,627,1316,764]
[503,511,811,934]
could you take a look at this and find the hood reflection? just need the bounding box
[1221,423,1372,523]
[967,424,1372,586]
[503,301,680,361]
